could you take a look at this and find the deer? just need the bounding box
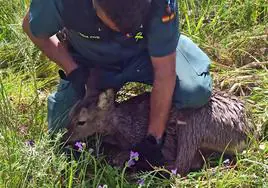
[64,70,255,176]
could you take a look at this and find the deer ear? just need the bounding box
[97,89,115,110]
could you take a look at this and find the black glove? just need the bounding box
[59,67,89,98]
[132,135,165,170]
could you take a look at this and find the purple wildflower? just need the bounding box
[26,140,35,147]
[127,151,139,167]
[137,179,145,186]
[171,168,177,175]
[127,160,136,167]
[130,151,139,161]
[74,141,85,152]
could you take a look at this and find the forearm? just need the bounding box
[148,51,176,139]
[148,75,176,139]
[22,12,77,74]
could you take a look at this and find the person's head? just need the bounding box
[93,0,152,34]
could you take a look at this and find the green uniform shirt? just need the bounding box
[29,0,179,63]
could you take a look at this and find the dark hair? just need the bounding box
[95,0,152,34]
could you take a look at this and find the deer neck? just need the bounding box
[99,109,119,135]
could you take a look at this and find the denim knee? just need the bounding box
[47,78,80,133]
[173,35,213,109]
[185,74,212,108]
[173,73,212,109]
[190,74,212,108]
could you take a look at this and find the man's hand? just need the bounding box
[132,135,165,169]
[66,67,89,98]
[59,67,89,98]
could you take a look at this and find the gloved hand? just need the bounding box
[58,67,89,99]
[132,135,165,170]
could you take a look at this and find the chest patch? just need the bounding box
[134,32,144,42]
[78,32,101,40]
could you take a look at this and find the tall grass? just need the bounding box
[0,0,267,187]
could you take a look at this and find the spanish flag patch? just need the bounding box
[162,0,176,23]
[162,13,175,23]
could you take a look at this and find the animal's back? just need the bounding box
[111,91,252,149]
[109,91,253,172]
[172,91,251,153]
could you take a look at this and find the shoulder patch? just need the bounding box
[162,0,176,23]
[162,13,175,23]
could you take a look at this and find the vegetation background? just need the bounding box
[0,0,267,187]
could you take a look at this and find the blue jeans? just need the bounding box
[47,35,212,131]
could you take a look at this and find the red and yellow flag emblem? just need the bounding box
[162,13,175,23]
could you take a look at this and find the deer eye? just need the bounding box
[77,121,86,126]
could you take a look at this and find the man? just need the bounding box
[22,0,212,167]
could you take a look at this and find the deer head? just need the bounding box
[66,89,116,142]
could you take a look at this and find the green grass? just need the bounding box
[0,0,267,187]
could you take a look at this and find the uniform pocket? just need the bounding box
[177,35,211,76]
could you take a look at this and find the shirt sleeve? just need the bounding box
[29,0,64,37]
[147,0,179,57]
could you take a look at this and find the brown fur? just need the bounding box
[65,73,255,175]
